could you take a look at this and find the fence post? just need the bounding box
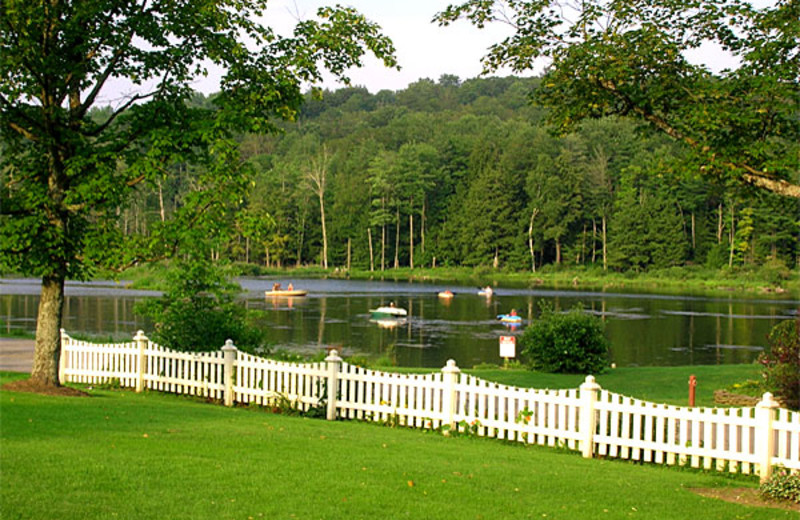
[441,359,461,428]
[134,330,148,393]
[57,328,68,384]
[325,349,342,420]
[579,375,601,459]
[222,340,238,407]
[755,392,779,483]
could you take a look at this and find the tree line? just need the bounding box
[123,75,799,276]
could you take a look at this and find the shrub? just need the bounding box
[759,469,800,504]
[758,319,800,410]
[519,302,610,374]
[135,258,263,353]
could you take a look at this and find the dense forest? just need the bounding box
[119,75,799,275]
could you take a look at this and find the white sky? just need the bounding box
[212,0,529,94]
[106,0,767,103]
[255,0,746,93]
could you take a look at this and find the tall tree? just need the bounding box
[436,0,800,197]
[306,144,331,269]
[0,0,396,386]
[395,142,437,269]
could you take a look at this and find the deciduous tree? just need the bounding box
[436,0,800,197]
[0,0,396,386]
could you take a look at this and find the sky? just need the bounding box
[252,0,747,94]
[217,0,529,94]
[104,0,765,104]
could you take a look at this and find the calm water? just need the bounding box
[1,278,797,368]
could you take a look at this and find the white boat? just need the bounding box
[369,306,408,318]
[265,289,308,297]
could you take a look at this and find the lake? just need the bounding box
[1,277,796,368]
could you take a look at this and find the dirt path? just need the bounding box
[0,338,34,372]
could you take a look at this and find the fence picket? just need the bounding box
[58,332,799,481]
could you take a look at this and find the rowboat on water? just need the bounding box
[438,290,454,299]
[369,306,408,319]
[265,289,308,297]
[497,314,522,324]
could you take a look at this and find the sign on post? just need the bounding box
[499,335,516,359]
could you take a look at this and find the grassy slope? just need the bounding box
[1,372,792,520]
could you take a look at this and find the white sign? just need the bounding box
[499,336,516,358]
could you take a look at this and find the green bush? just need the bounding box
[519,303,610,374]
[135,258,263,353]
[759,469,800,504]
[757,258,792,285]
[758,319,800,410]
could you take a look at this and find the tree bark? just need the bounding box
[528,208,539,273]
[367,227,374,272]
[31,274,65,386]
[728,203,736,267]
[157,180,166,222]
[394,206,400,269]
[409,210,414,269]
[421,198,426,255]
[602,215,608,271]
[555,238,562,265]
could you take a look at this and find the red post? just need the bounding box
[688,375,697,407]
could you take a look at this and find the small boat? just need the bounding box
[369,306,408,318]
[265,289,308,297]
[438,290,454,299]
[478,286,493,297]
[497,314,522,324]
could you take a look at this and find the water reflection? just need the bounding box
[1,277,797,368]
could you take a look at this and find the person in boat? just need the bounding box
[272,282,281,291]
[389,301,396,308]
[483,285,493,295]
[509,308,517,317]
[287,283,294,291]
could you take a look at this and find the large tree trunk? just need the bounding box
[31,274,65,386]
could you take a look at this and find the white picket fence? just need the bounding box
[58,330,799,482]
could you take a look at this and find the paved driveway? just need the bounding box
[0,338,34,372]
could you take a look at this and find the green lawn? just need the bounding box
[1,371,792,520]
[395,363,763,407]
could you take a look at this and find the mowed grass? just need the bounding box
[1,373,792,520]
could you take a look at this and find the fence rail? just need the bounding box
[58,330,799,482]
